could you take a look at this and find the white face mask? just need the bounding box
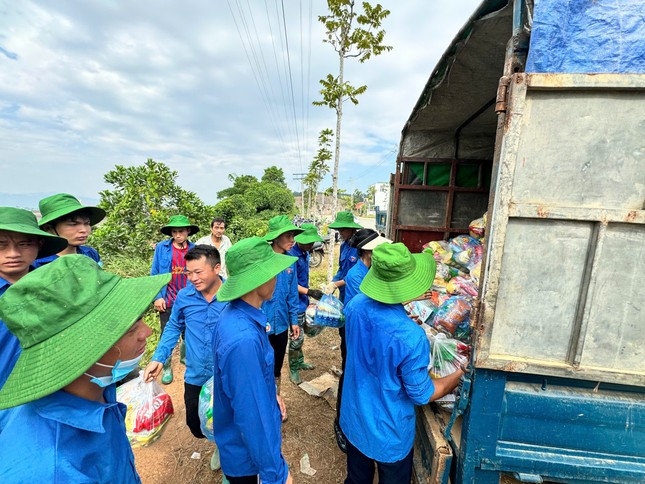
[84,353,144,388]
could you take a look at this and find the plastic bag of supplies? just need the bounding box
[429,332,469,379]
[117,373,174,447]
[304,303,325,337]
[314,294,345,328]
[198,376,215,441]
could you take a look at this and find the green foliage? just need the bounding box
[246,183,295,214]
[319,0,392,62]
[313,74,368,111]
[102,255,159,365]
[90,159,213,263]
[261,166,287,186]
[216,174,259,199]
[304,129,333,215]
[212,194,256,224]
[213,166,296,241]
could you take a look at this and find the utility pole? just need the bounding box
[293,173,307,215]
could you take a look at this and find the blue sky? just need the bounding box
[0,0,481,206]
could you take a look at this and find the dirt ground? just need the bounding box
[133,327,347,483]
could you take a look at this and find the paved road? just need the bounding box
[357,216,375,230]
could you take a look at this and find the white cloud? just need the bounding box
[0,0,481,203]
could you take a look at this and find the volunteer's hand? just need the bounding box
[307,288,324,301]
[408,314,423,325]
[324,282,337,294]
[144,361,163,382]
[277,395,287,422]
[286,471,293,484]
[290,325,301,340]
[154,298,167,312]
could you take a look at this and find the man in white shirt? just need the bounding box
[196,217,232,278]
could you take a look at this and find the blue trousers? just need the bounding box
[345,439,414,484]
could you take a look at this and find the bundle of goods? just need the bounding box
[404,300,435,324]
[304,303,325,337]
[468,213,487,241]
[432,295,473,341]
[449,235,483,271]
[199,376,215,441]
[314,294,345,328]
[117,373,174,447]
[428,330,470,409]
[428,332,469,379]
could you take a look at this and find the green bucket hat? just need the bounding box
[263,215,304,242]
[217,237,297,302]
[0,255,171,410]
[0,207,68,258]
[360,243,436,304]
[328,211,362,229]
[160,214,199,236]
[38,193,106,227]
[294,223,323,244]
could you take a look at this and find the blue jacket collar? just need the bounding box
[32,386,122,433]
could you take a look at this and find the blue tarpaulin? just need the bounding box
[526,0,645,73]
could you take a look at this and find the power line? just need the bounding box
[280,0,304,174]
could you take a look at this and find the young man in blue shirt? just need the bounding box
[150,214,199,384]
[262,215,303,395]
[344,229,391,305]
[287,224,325,384]
[0,207,67,432]
[34,193,105,267]
[145,245,227,471]
[324,211,362,451]
[0,255,170,483]
[342,243,465,483]
[213,237,296,484]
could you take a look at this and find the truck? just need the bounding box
[374,205,387,236]
[388,0,645,482]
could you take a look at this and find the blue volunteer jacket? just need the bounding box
[212,299,289,484]
[151,283,227,386]
[0,386,140,483]
[332,241,359,302]
[261,262,299,335]
[150,238,195,301]
[287,244,310,313]
[340,293,435,463]
[33,245,101,268]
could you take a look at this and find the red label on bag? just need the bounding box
[133,393,174,432]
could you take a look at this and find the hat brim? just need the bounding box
[328,221,362,229]
[360,235,392,251]
[295,232,324,244]
[216,252,297,302]
[263,225,304,242]
[161,224,200,236]
[38,206,106,227]
[0,273,171,410]
[0,222,68,259]
[360,253,436,304]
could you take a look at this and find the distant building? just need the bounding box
[372,182,390,211]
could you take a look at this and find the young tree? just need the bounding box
[91,159,212,261]
[366,183,376,210]
[216,174,259,199]
[261,165,287,187]
[314,0,392,279]
[211,166,296,241]
[304,129,333,216]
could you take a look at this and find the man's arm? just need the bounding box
[428,368,464,402]
[146,298,185,379]
[150,244,168,302]
[221,338,289,484]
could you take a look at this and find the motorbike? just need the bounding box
[309,235,330,268]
